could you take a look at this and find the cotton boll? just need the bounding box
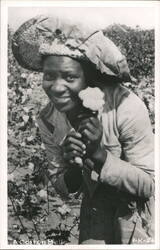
[37,190,47,202]
[79,87,105,112]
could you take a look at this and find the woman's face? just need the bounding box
[42,56,87,112]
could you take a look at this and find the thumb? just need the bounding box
[74,157,83,167]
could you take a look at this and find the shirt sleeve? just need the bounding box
[99,91,154,199]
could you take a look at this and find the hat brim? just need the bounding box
[12,17,44,71]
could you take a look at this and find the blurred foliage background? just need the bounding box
[8,24,154,245]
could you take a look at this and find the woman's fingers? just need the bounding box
[63,136,86,158]
[68,130,82,139]
[78,121,96,135]
[64,136,86,149]
[78,117,99,128]
[84,158,94,171]
[64,142,86,154]
[63,150,84,160]
[89,117,99,128]
[81,129,96,141]
[63,133,85,149]
[61,130,87,164]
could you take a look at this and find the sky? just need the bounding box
[8,6,155,31]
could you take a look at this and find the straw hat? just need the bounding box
[12,15,131,81]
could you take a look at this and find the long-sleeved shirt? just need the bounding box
[37,83,154,244]
[37,84,154,199]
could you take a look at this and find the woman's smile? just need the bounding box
[54,95,71,103]
[49,91,74,104]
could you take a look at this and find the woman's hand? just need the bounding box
[61,129,86,166]
[78,117,102,154]
[78,117,107,172]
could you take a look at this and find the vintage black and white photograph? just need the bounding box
[1,0,160,248]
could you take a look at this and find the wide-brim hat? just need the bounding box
[12,15,131,81]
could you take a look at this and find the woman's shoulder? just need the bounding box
[103,83,152,134]
[103,83,130,100]
[103,83,145,111]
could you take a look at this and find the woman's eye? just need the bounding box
[66,75,76,82]
[44,74,55,81]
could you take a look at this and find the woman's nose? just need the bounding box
[51,79,67,95]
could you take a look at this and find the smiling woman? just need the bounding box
[42,56,86,112]
[11,15,154,245]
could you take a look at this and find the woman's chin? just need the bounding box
[54,101,76,113]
